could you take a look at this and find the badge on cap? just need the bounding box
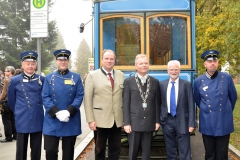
[20,51,38,61]
[201,50,219,61]
[53,49,71,60]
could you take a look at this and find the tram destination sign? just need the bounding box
[30,0,48,38]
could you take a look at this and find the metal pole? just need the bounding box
[37,38,41,74]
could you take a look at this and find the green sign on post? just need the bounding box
[33,0,46,9]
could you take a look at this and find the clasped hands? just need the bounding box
[56,110,70,122]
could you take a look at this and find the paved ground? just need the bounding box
[81,130,240,160]
[0,106,91,160]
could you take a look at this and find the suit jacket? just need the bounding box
[84,68,125,128]
[159,78,195,134]
[123,75,160,132]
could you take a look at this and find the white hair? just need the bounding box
[167,60,180,69]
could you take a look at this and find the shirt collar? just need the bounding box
[102,67,113,76]
[205,70,218,79]
[168,77,179,84]
[137,73,148,79]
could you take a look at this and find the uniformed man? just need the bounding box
[7,51,45,160]
[194,50,237,160]
[42,49,84,160]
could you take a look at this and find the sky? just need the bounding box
[49,0,93,55]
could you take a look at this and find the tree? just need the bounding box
[195,0,240,76]
[0,0,58,71]
[47,30,67,73]
[74,38,92,77]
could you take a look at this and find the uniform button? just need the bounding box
[220,109,222,111]
[206,94,208,97]
[208,105,211,107]
[221,92,223,94]
[53,94,55,96]
[54,99,56,102]
[220,98,222,100]
[207,100,209,102]
[28,105,30,108]
[52,88,55,90]
[220,104,222,106]
[70,94,72,96]
[201,80,204,82]
[144,117,146,119]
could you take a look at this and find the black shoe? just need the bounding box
[12,137,17,140]
[0,133,2,137]
[0,138,12,143]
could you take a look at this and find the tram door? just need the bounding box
[93,0,196,158]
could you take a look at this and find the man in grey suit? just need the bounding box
[159,60,195,160]
[84,49,125,160]
[123,54,161,160]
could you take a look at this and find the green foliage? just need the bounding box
[43,69,51,75]
[196,0,240,76]
[0,0,58,71]
[73,38,92,77]
[231,84,240,150]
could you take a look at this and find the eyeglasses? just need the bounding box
[4,71,10,72]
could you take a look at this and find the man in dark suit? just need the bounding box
[123,54,161,160]
[159,60,195,160]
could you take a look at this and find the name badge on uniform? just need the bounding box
[64,80,71,85]
[23,79,29,82]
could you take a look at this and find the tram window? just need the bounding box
[148,15,189,66]
[102,17,141,66]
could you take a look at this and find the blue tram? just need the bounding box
[92,0,196,82]
[87,0,196,158]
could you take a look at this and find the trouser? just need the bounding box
[94,123,121,160]
[162,115,191,160]
[128,131,153,160]
[44,135,77,160]
[202,134,230,160]
[16,131,42,160]
[1,103,16,140]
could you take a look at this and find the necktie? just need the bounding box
[170,82,176,116]
[108,73,114,90]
